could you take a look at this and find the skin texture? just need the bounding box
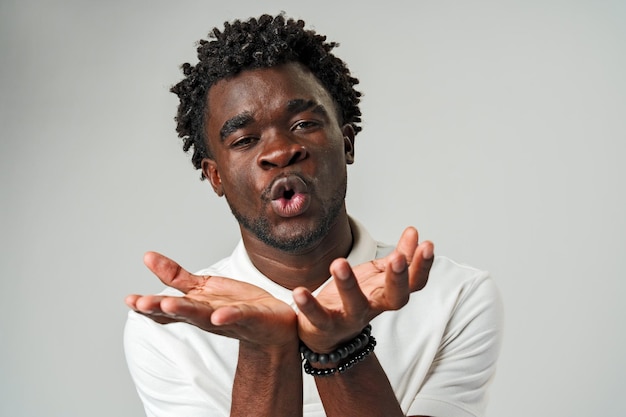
[126,63,435,417]
[201,62,356,291]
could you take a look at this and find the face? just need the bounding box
[201,62,355,253]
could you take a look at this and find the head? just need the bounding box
[170,13,362,179]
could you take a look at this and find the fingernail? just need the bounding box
[423,244,434,260]
[294,291,308,305]
[391,256,406,273]
[335,264,350,280]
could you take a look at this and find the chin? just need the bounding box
[235,210,341,253]
[229,186,346,253]
[253,219,329,253]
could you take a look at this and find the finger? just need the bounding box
[160,296,214,318]
[210,306,245,326]
[143,251,208,294]
[293,287,332,328]
[130,294,193,318]
[127,294,187,324]
[125,294,141,309]
[395,227,419,263]
[382,251,410,309]
[329,258,370,316]
[132,294,169,313]
[407,240,435,291]
[141,296,227,330]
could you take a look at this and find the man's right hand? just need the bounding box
[125,251,298,348]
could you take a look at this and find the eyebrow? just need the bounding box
[219,111,255,140]
[286,99,330,119]
[218,100,330,141]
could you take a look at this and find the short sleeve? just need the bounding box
[124,311,227,417]
[408,273,504,417]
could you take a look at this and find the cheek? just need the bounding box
[314,153,348,190]
[221,163,259,194]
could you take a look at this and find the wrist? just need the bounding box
[240,336,300,358]
[299,324,377,377]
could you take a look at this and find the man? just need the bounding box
[125,14,502,417]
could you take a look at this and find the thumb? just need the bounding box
[143,251,206,294]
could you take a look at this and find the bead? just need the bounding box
[300,325,372,364]
[302,337,376,377]
[338,347,349,359]
[300,326,376,375]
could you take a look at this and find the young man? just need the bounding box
[125,14,502,417]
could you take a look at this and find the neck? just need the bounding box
[241,213,353,291]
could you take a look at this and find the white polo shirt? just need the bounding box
[125,219,503,417]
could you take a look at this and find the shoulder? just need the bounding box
[412,254,503,332]
[372,253,503,416]
[375,240,497,300]
[428,255,497,298]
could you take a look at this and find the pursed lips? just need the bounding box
[264,174,312,218]
[268,175,308,199]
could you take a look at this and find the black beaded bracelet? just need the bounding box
[300,324,372,365]
[302,336,377,377]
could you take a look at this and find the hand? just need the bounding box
[126,252,298,347]
[293,227,434,352]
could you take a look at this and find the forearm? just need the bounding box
[314,353,404,417]
[231,339,303,417]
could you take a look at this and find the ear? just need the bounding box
[201,158,224,196]
[342,124,356,165]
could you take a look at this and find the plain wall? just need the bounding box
[1,0,624,416]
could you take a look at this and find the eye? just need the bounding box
[230,136,258,149]
[292,120,320,131]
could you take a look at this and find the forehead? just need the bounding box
[205,62,338,127]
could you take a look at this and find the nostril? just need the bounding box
[258,142,307,169]
[260,159,275,169]
[288,149,306,165]
[288,152,300,166]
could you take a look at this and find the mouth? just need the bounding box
[268,175,311,218]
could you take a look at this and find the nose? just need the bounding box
[257,131,308,169]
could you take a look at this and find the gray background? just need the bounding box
[1,0,624,416]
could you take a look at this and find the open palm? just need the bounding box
[126,251,298,347]
[294,227,434,352]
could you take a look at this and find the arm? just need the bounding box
[126,252,302,417]
[231,340,302,416]
[312,353,407,416]
[294,227,435,417]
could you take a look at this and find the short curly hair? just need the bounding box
[170,13,362,179]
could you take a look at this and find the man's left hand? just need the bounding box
[293,226,434,353]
